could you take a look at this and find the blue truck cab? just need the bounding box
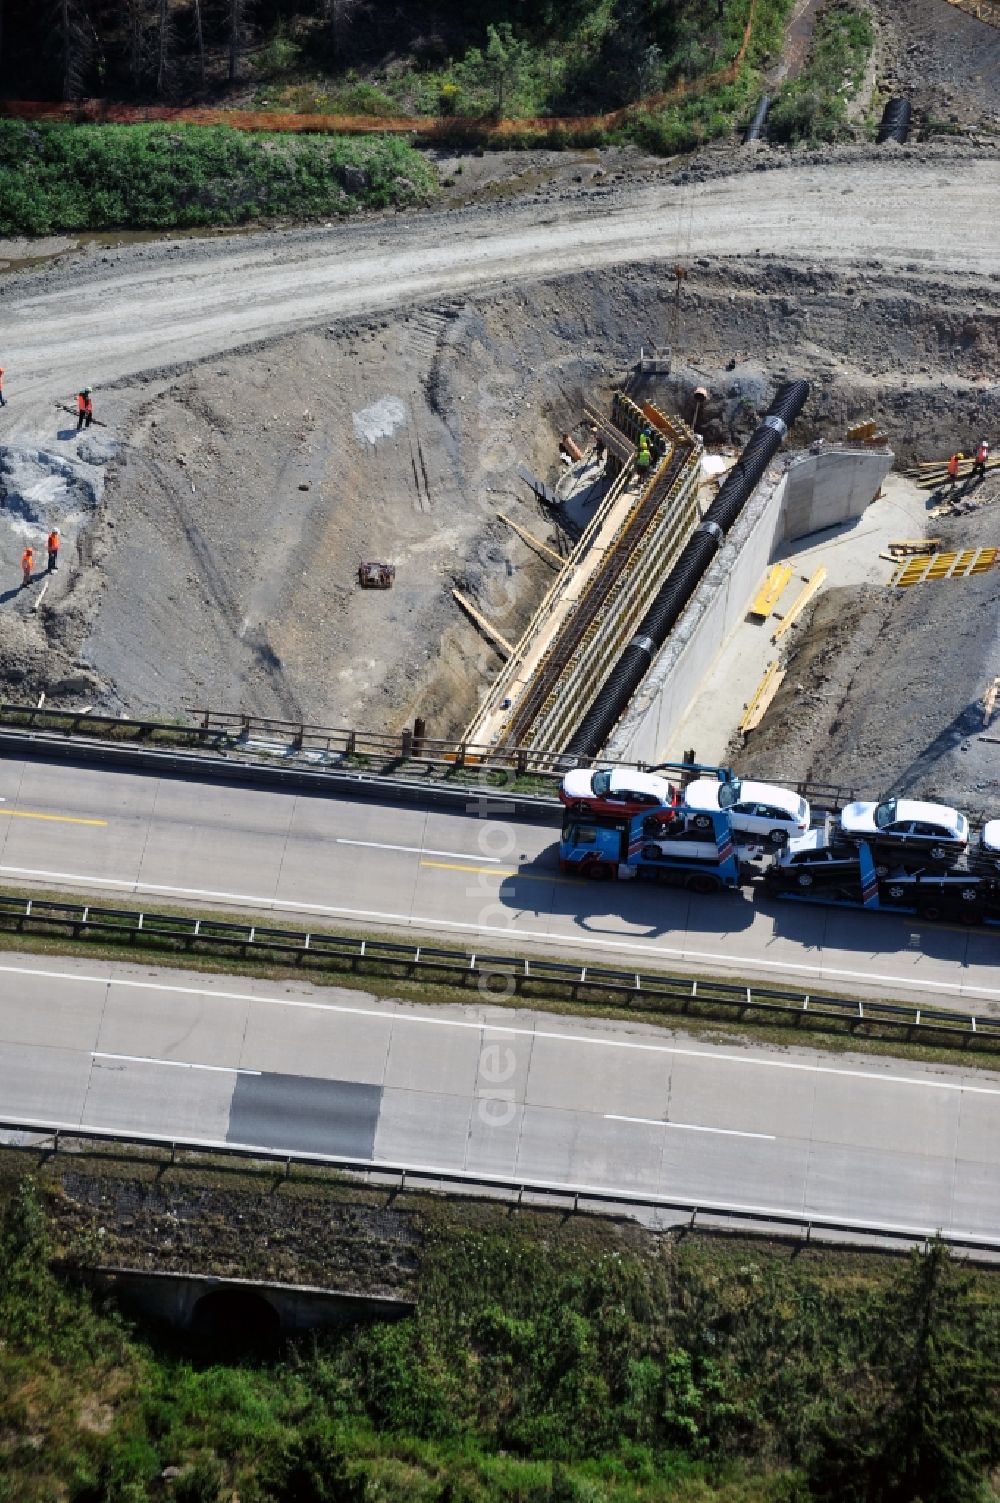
[559,764,752,893]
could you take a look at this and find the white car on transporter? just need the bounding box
[838,797,969,860]
[681,777,810,847]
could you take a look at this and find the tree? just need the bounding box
[228,0,245,83]
[808,1242,1000,1503]
[156,0,172,95]
[190,0,205,91]
[50,0,90,100]
[475,22,531,118]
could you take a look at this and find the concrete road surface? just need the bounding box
[1,158,998,417]
[1,952,998,1244]
[0,755,996,1008]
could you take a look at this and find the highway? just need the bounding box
[2,950,999,1244]
[0,754,996,1008]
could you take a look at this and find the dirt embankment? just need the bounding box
[0,250,992,735]
[737,492,1000,819]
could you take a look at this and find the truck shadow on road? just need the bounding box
[755,886,988,970]
[496,864,758,941]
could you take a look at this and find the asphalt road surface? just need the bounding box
[1,951,998,1244]
[0,756,996,1008]
[2,158,998,417]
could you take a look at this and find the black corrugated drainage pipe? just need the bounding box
[566,380,810,759]
[877,97,911,144]
[743,95,770,143]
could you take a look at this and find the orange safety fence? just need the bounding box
[1,1,758,140]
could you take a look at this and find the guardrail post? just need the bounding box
[292,723,304,751]
[401,729,413,759]
[517,750,528,776]
[455,744,466,769]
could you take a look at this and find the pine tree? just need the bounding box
[808,1241,1000,1503]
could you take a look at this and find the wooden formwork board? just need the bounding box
[771,567,827,642]
[740,661,786,734]
[890,548,999,587]
[748,563,793,619]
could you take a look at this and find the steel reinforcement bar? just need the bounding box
[1,892,997,1050]
[2,1117,998,1258]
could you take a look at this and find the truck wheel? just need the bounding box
[918,903,943,922]
[768,829,788,847]
[929,845,947,861]
[796,871,814,888]
[688,873,720,894]
[586,861,612,881]
[693,814,712,831]
[887,885,905,899]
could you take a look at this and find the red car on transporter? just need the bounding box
[558,767,680,819]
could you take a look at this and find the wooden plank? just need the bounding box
[748,563,793,619]
[497,512,565,568]
[771,567,827,642]
[452,590,513,657]
[740,662,785,734]
[982,676,1000,729]
[887,538,944,555]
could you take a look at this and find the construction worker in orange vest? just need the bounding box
[971,439,990,482]
[47,529,60,573]
[946,452,963,492]
[76,387,93,431]
[20,547,33,587]
[0,366,6,407]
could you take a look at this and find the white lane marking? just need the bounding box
[1,962,997,1096]
[3,1113,997,1247]
[0,863,997,1003]
[336,838,502,863]
[92,1050,260,1076]
[605,1113,775,1141]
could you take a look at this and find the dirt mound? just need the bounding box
[876,0,1000,129]
[738,491,1000,819]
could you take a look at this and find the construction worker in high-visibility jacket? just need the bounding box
[946,452,963,492]
[0,366,6,407]
[47,529,60,573]
[77,388,93,431]
[972,440,990,482]
[636,433,651,481]
[20,547,33,587]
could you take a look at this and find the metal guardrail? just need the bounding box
[3,1117,998,1258]
[0,703,873,813]
[1,893,997,1050]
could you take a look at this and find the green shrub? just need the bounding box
[0,120,435,234]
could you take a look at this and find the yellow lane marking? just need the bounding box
[0,810,108,828]
[419,860,574,886]
[420,860,517,876]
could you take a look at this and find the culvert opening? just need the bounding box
[191,1288,282,1350]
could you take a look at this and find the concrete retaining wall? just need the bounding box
[778,446,893,544]
[605,446,893,765]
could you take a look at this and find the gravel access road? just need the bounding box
[2,156,999,417]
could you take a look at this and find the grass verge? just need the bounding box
[0,1167,998,1502]
[767,0,875,144]
[0,120,436,235]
